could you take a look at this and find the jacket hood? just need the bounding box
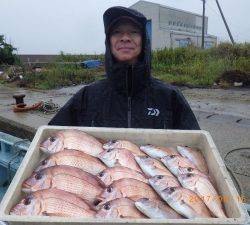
[103,6,152,95]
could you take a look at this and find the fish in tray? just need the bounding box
[10,188,96,217]
[135,198,183,219]
[140,144,179,159]
[22,165,105,206]
[176,145,209,174]
[103,140,146,156]
[149,175,180,193]
[96,198,146,219]
[158,187,212,219]
[161,155,197,176]
[178,173,227,218]
[135,155,173,177]
[95,178,161,207]
[177,166,216,186]
[97,166,148,186]
[177,167,208,178]
[40,129,103,157]
[35,149,106,175]
[97,148,143,173]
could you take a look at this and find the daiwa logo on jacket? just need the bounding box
[147,108,160,116]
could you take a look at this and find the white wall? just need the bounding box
[130,0,216,49]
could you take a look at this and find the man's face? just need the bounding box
[110,21,142,64]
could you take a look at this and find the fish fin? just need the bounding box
[122,216,135,219]
[42,211,51,216]
[42,211,67,217]
[115,159,121,166]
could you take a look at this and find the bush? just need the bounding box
[17,42,250,89]
[152,43,250,87]
[56,51,104,62]
[23,63,102,89]
[0,35,20,65]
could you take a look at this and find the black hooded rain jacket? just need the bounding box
[48,6,200,130]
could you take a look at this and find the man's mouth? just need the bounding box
[117,47,134,50]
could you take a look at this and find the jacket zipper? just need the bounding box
[127,66,133,128]
[128,96,132,128]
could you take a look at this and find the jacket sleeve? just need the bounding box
[48,87,86,126]
[172,89,200,130]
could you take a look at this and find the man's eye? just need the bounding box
[112,30,120,35]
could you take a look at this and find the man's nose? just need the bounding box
[120,33,131,41]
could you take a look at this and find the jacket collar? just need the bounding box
[106,60,149,96]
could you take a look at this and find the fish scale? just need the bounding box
[45,197,90,217]
[140,145,179,159]
[176,146,208,174]
[40,130,104,157]
[52,174,101,200]
[178,174,226,218]
[10,189,96,217]
[98,179,160,206]
[120,184,159,200]
[57,154,106,175]
[135,156,173,177]
[36,150,106,175]
[98,148,142,172]
[97,166,148,186]
[193,176,225,217]
[135,198,183,219]
[159,187,212,219]
[23,166,104,206]
[96,198,146,218]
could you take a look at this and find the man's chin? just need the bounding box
[117,54,135,61]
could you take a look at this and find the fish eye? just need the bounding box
[107,149,112,153]
[41,159,47,165]
[104,203,111,210]
[24,198,31,205]
[94,199,101,206]
[35,173,42,180]
[157,175,163,179]
[145,155,149,159]
[187,167,193,172]
[170,187,175,192]
[93,199,102,206]
[107,186,112,193]
[49,137,56,142]
[99,171,104,177]
[170,155,176,159]
[187,173,193,177]
[110,140,116,144]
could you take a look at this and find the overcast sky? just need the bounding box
[1,0,250,54]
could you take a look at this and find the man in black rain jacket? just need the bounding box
[48,6,200,130]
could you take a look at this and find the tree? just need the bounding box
[0,35,18,65]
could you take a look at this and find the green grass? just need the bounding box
[152,43,250,87]
[4,42,249,89]
[23,63,104,89]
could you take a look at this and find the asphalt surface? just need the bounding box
[0,84,250,207]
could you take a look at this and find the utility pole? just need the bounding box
[201,0,206,49]
[215,0,235,45]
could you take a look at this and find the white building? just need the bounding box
[130,0,217,49]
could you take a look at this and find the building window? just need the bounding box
[205,41,213,49]
[176,39,191,48]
